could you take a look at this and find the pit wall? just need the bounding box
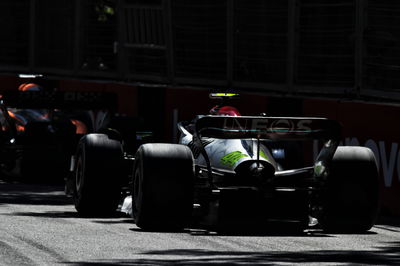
[1,75,399,216]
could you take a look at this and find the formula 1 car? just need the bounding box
[70,94,380,233]
[0,89,118,181]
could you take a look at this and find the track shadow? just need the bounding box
[62,243,400,265]
[0,181,71,206]
[5,210,134,222]
[4,211,79,219]
[128,225,331,237]
[92,219,134,224]
[129,221,378,237]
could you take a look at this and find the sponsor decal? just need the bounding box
[222,117,315,135]
[221,151,249,167]
[259,150,269,160]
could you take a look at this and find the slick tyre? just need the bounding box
[73,134,123,216]
[133,143,194,230]
[320,146,380,233]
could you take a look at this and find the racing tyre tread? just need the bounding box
[73,133,123,217]
[133,143,194,231]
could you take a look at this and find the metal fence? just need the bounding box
[0,0,399,100]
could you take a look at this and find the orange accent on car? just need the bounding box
[7,111,25,132]
[71,119,88,134]
[16,125,25,132]
[7,111,23,124]
[18,83,41,91]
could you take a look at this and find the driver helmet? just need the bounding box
[18,83,42,91]
[209,105,241,116]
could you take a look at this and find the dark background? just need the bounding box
[1,0,400,101]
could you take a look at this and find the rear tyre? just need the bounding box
[320,146,380,233]
[133,143,194,230]
[73,134,123,216]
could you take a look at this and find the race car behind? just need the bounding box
[0,87,118,181]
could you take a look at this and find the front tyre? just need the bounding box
[133,143,194,230]
[73,134,123,216]
[320,146,380,233]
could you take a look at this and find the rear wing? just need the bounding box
[1,91,117,110]
[195,116,341,141]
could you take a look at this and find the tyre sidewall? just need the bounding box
[321,146,380,232]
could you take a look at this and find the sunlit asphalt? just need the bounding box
[0,180,399,265]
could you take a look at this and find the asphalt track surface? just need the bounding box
[0,180,399,265]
